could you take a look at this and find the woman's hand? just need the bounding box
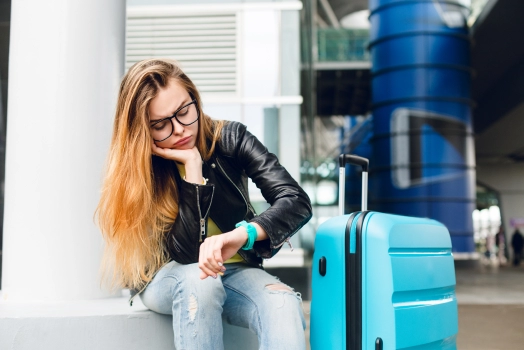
[198,223,269,279]
[151,142,203,183]
[198,228,248,280]
[151,142,201,165]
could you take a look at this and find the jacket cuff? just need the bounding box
[249,217,284,259]
[253,239,281,259]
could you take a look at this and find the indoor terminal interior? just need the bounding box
[1,0,524,349]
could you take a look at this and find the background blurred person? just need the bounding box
[511,228,523,266]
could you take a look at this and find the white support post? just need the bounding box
[2,0,125,301]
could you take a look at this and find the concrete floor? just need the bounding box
[457,304,524,350]
[455,262,524,349]
[298,261,524,349]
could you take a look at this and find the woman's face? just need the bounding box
[148,79,199,149]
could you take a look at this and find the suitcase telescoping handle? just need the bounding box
[338,154,369,215]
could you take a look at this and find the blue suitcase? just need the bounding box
[310,155,458,350]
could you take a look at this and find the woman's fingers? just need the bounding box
[151,142,182,161]
[151,142,160,156]
[213,246,225,272]
[198,236,225,279]
[151,142,180,161]
[198,241,216,279]
[151,142,202,164]
[199,231,247,280]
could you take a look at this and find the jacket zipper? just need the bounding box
[128,260,171,306]
[274,237,294,251]
[131,178,216,307]
[215,158,293,250]
[172,236,182,252]
[196,184,215,243]
[215,158,252,217]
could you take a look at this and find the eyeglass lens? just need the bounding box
[151,102,198,142]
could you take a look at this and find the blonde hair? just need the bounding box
[96,58,225,290]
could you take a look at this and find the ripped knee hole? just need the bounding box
[189,294,198,321]
[265,283,294,293]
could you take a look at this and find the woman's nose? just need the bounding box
[172,118,184,135]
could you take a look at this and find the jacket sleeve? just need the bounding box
[234,124,312,259]
[166,178,215,264]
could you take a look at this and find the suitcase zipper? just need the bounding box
[346,211,370,350]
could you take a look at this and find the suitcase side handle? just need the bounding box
[338,154,369,215]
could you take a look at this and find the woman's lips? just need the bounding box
[174,136,191,147]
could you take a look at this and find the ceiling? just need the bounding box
[325,0,368,21]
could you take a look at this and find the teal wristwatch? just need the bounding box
[235,220,257,250]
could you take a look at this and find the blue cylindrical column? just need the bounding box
[369,0,475,252]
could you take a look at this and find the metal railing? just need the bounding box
[317,28,370,62]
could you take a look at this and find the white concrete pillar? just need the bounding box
[2,0,125,301]
[279,10,301,184]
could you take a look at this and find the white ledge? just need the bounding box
[0,296,258,350]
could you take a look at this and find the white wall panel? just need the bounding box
[126,11,239,95]
[241,10,280,98]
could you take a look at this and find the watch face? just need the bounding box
[390,108,474,189]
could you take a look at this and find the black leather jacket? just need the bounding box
[165,121,312,267]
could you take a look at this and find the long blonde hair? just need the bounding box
[96,58,224,290]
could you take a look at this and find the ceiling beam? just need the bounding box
[318,0,340,28]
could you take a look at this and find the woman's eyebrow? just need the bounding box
[150,98,190,123]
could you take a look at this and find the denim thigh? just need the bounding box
[221,264,306,349]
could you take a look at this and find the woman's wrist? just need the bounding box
[235,221,258,250]
[232,221,269,250]
[229,227,249,248]
[250,222,267,241]
[224,222,270,250]
[182,159,203,184]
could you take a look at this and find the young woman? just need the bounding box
[97,58,312,349]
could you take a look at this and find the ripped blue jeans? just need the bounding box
[140,261,306,350]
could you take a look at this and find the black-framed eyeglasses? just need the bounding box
[150,100,200,142]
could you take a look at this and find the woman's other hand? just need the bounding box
[198,229,246,279]
[198,223,268,279]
